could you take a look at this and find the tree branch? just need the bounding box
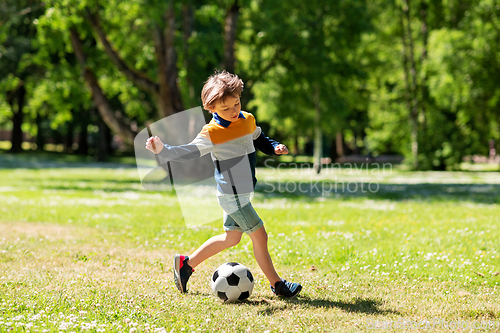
[182,1,195,106]
[163,0,183,112]
[224,0,240,73]
[152,23,176,118]
[245,45,286,90]
[85,9,159,94]
[70,27,136,145]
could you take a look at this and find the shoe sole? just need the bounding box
[173,254,184,293]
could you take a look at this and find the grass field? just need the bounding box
[1,153,500,332]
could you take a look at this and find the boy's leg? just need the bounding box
[187,230,242,268]
[249,226,302,298]
[174,231,242,293]
[248,226,281,286]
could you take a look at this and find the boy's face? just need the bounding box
[210,95,241,122]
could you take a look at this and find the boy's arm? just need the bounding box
[146,135,214,162]
[253,126,287,155]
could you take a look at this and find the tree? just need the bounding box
[241,0,372,170]
[424,0,500,168]
[0,0,45,152]
[32,0,241,145]
[363,0,499,170]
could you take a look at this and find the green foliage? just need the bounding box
[363,0,500,169]
[180,3,226,108]
[1,0,499,169]
[242,0,372,147]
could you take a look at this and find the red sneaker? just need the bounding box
[173,254,194,293]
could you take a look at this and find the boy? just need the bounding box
[145,70,302,298]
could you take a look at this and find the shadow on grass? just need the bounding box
[183,292,400,316]
[257,297,400,316]
[0,151,136,169]
[257,182,500,204]
[8,175,500,204]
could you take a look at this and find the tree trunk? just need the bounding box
[69,28,136,145]
[164,0,184,113]
[399,6,413,163]
[293,134,299,156]
[402,0,419,169]
[224,1,240,73]
[35,112,45,151]
[182,1,195,107]
[313,91,322,174]
[97,118,109,162]
[420,1,429,130]
[85,9,158,94]
[77,120,89,155]
[86,7,182,118]
[65,119,75,153]
[152,24,177,119]
[336,131,344,158]
[10,85,26,153]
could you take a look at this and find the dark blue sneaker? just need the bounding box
[271,279,302,298]
[173,254,194,293]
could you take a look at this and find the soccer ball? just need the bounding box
[211,262,254,302]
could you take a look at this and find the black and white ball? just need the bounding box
[211,262,254,302]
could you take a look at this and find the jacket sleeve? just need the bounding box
[156,134,214,162]
[252,126,279,155]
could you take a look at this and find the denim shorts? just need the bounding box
[216,191,263,234]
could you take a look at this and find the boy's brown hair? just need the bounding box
[201,70,244,112]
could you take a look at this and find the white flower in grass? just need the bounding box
[59,321,71,330]
[153,328,166,333]
[29,314,41,321]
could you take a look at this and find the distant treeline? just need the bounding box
[1,0,499,169]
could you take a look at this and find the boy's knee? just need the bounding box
[225,233,242,247]
[250,226,268,242]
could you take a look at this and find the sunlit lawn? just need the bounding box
[1,153,499,332]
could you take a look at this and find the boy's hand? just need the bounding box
[274,144,289,155]
[146,136,164,154]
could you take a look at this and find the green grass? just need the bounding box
[1,153,499,332]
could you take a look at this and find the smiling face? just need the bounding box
[210,95,241,122]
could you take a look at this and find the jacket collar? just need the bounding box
[213,112,245,128]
